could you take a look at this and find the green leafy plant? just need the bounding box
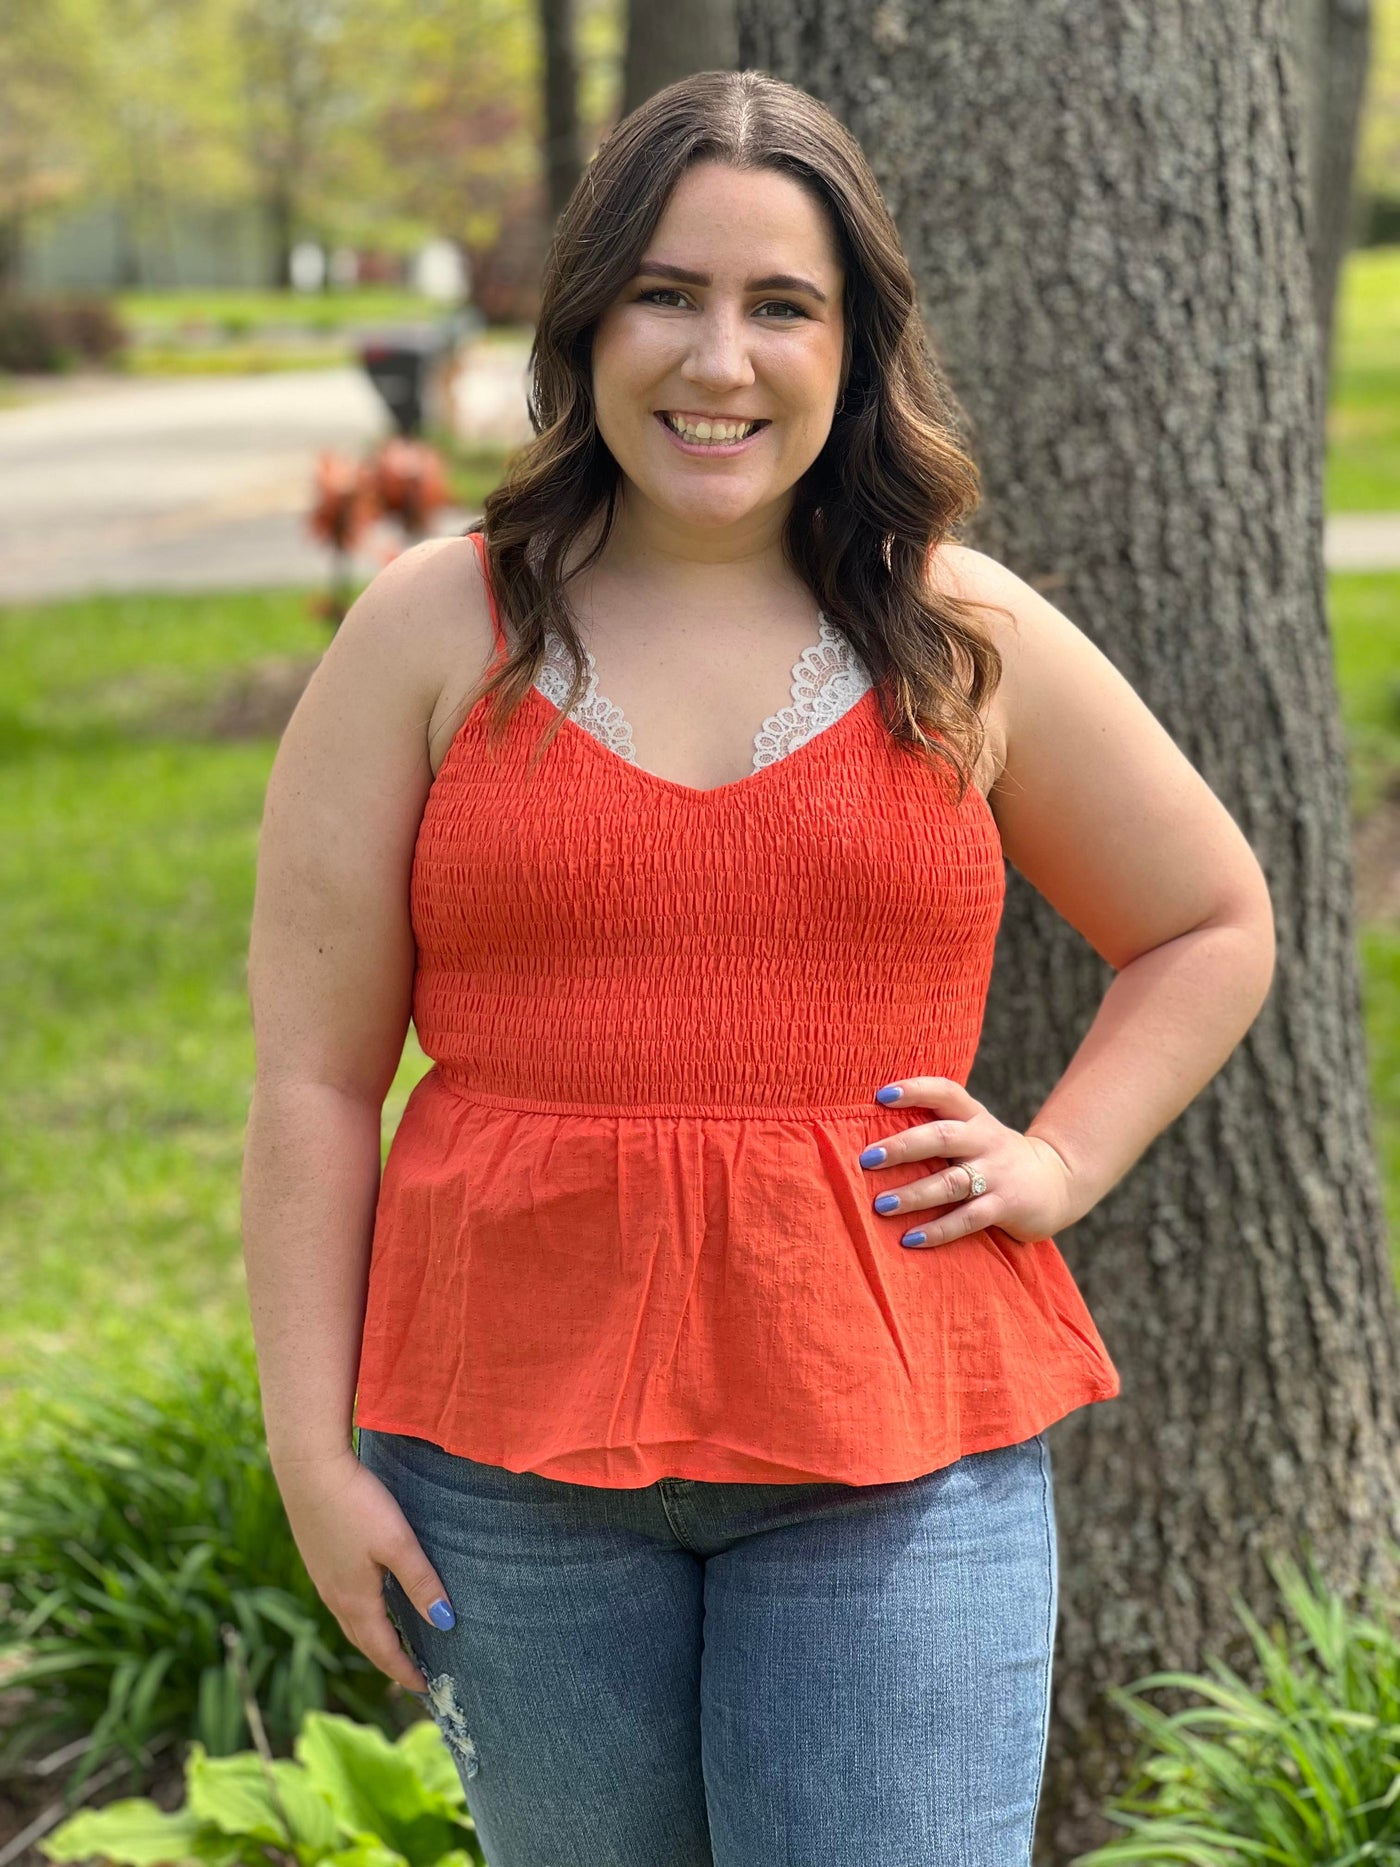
[40,1708,485,1867]
[1077,1545,1400,1863]
[0,1332,409,1805]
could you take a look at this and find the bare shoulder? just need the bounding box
[407,534,499,769]
[249,535,487,1099]
[923,539,1015,795]
[925,542,1035,716]
[927,543,1274,968]
[346,533,499,776]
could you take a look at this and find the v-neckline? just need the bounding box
[525,675,881,802]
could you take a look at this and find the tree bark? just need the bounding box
[538,0,585,223]
[1290,0,1372,399]
[622,0,738,120]
[736,0,1400,1856]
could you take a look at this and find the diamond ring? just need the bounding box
[963,1166,987,1198]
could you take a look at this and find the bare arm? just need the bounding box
[241,536,475,1471]
[958,548,1277,1223]
[240,535,498,1691]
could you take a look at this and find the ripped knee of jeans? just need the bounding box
[421,1667,481,1779]
[387,1591,481,1780]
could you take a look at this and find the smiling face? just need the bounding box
[589,160,847,568]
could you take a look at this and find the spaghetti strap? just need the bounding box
[468,530,509,669]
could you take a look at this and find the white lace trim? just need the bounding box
[533,612,873,771]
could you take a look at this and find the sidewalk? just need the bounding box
[1324,513,1400,571]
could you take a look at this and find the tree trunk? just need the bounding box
[736,0,1400,1857]
[538,0,584,223]
[264,184,295,291]
[113,203,143,290]
[0,213,23,290]
[622,0,738,120]
[1290,0,1372,398]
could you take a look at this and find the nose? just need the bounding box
[680,305,758,395]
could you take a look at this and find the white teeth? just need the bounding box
[663,413,760,443]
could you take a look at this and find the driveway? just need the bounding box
[0,342,535,602]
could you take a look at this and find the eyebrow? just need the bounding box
[634,259,829,306]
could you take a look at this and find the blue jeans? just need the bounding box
[354,1426,1058,1867]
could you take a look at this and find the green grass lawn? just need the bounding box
[1,573,1397,1437]
[0,590,434,1425]
[1333,572,1400,1247]
[1327,248,1400,510]
[117,294,530,380]
[112,286,479,335]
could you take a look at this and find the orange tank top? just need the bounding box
[353,530,1120,1487]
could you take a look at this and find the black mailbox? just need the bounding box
[357,309,483,437]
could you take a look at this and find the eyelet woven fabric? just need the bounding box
[353,531,1120,1488]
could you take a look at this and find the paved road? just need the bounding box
[0,343,535,602]
[0,354,1394,600]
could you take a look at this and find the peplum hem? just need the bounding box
[354,1070,1122,1489]
[354,1384,1122,1490]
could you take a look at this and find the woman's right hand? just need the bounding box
[273,1448,452,1695]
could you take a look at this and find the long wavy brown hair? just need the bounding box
[460,67,1009,802]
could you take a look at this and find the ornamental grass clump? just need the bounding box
[0,1331,407,1807]
[1077,1545,1400,1864]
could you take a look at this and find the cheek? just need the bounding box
[596,315,674,383]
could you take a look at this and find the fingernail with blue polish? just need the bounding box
[875,1084,902,1104]
[428,1598,456,1630]
[859,1145,886,1168]
[901,1230,928,1247]
[874,1193,901,1215]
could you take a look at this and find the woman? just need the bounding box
[242,69,1275,1867]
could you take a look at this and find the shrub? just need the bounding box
[0,292,127,371]
[1078,1545,1400,1863]
[0,1331,408,1806]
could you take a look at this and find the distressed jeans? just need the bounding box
[353,1425,1058,1867]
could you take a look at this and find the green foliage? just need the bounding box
[1357,0,1400,202]
[40,1710,485,1867]
[0,1333,409,1806]
[1077,1546,1400,1863]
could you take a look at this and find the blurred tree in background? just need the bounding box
[0,0,622,314]
[0,0,102,287]
[1359,0,1400,228]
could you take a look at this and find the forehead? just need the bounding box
[647,162,844,281]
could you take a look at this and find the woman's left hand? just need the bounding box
[859,1076,1075,1249]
